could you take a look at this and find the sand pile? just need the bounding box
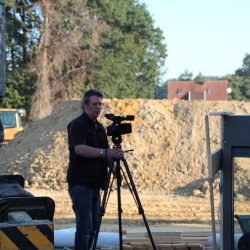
[0,99,250,196]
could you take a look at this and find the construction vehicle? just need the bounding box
[0,175,55,249]
[0,2,56,249]
[0,108,26,144]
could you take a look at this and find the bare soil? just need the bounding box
[1,99,250,231]
[28,187,249,233]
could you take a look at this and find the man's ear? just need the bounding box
[82,102,86,110]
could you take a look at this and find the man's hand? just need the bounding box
[106,148,124,159]
[74,145,124,159]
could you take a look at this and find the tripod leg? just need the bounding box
[92,167,114,249]
[120,167,139,209]
[121,158,157,250]
[115,160,123,250]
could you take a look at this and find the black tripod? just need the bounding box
[92,136,157,250]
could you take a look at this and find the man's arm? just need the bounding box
[69,119,124,159]
[74,145,124,159]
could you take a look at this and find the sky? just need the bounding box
[139,0,250,80]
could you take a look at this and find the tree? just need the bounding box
[3,0,167,119]
[29,0,100,119]
[156,81,168,99]
[3,0,38,111]
[235,54,250,78]
[87,0,167,98]
[178,70,193,81]
[193,73,222,81]
[225,53,250,101]
[225,74,250,101]
[193,72,205,81]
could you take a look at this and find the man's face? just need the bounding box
[84,95,102,120]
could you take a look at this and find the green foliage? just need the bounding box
[178,70,193,81]
[5,0,16,9]
[3,0,38,112]
[193,72,206,81]
[193,73,223,81]
[225,74,250,101]
[3,0,167,115]
[235,54,250,78]
[7,0,250,115]
[226,53,250,101]
[3,68,36,109]
[156,82,167,99]
[87,0,167,98]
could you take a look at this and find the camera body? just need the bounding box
[105,114,134,139]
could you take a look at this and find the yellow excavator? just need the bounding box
[0,108,26,144]
[0,1,55,249]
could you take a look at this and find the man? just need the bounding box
[67,89,123,250]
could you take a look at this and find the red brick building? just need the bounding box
[168,80,228,100]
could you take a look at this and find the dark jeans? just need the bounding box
[69,185,100,250]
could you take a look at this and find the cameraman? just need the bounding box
[67,89,124,250]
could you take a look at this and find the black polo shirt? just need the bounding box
[67,112,108,189]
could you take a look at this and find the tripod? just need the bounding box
[92,136,157,250]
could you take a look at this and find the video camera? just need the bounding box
[105,114,134,141]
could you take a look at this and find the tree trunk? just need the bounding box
[30,0,52,120]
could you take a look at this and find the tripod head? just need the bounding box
[112,135,123,148]
[105,113,134,147]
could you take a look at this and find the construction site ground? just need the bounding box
[30,188,249,249]
[1,99,250,248]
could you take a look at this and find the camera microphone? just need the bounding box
[105,114,114,120]
[105,114,134,122]
[125,115,134,121]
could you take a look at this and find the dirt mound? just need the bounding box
[1,99,250,195]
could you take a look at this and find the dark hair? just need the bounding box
[81,89,103,107]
